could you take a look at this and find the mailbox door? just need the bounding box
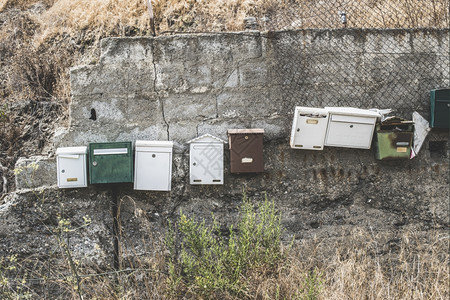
[375,131,413,160]
[229,133,264,173]
[291,112,329,150]
[89,142,133,184]
[190,144,223,184]
[325,115,376,149]
[57,155,87,188]
[431,89,450,129]
[135,151,172,191]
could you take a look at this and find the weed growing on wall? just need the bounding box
[166,192,288,298]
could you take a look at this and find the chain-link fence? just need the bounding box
[243,0,450,119]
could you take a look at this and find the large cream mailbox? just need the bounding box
[56,146,88,188]
[290,106,329,150]
[188,134,225,185]
[324,107,380,149]
[134,141,173,191]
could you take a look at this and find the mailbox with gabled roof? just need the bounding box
[188,134,226,185]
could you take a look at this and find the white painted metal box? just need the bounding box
[188,134,225,185]
[324,107,380,149]
[134,141,173,191]
[56,146,88,188]
[290,106,329,150]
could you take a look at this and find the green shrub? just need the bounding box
[166,192,284,298]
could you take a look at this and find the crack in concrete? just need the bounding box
[161,99,170,141]
[150,38,170,140]
[150,39,158,94]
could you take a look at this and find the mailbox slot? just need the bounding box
[134,141,173,191]
[56,146,88,188]
[324,107,380,149]
[290,107,329,150]
[430,88,450,129]
[89,142,133,184]
[188,134,225,185]
[93,148,128,155]
[227,129,264,173]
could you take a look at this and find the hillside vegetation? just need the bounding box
[0,1,449,299]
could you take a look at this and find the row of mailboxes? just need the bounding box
[56,89,447,189]
[57,141,173,190]
[56,129,266,189]
[289,106,418,160]
[290,106,380,150]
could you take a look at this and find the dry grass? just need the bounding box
[3,0,449,43]
[243,228,449,300]
[3,227,447,299]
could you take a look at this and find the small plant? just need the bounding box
[296,268,323,300]
[165,191,285,298]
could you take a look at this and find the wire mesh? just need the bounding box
[248,0,450,119]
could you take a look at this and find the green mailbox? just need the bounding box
[374,118,414,160]
[89,142,133,184]
[430,88,450,129]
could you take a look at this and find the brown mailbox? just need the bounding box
[227,128,264,173]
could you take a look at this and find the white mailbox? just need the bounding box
[56,146,88,188]
[134,141,173,191]
[324,107,380,149]
[290,106,329,150]
[188,134,225,185]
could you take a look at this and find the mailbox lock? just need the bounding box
[193,162,197,166]
[297,128,300,132]
[92,161,97,167]
[152,154,156,158]
[61,169,65,173]
[244,136,249,140]
[349,125,354,128]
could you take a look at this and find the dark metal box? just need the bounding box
[430,88,450,129]
[89,142,133,184]
[227,129,264,173]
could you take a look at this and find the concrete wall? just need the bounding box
[2,29,449,267]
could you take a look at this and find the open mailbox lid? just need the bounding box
[324,107,380,149]
[290,106,329,150]
[227,128,265,173]
[56,146,88,188]
[325,107,381,121]
[188,134,226,185]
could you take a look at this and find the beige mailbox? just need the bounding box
[290,106,329,150]
[56,146,88,188]
[188,134,225,185]
[134,141,173,191]
[324,107,380,149]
